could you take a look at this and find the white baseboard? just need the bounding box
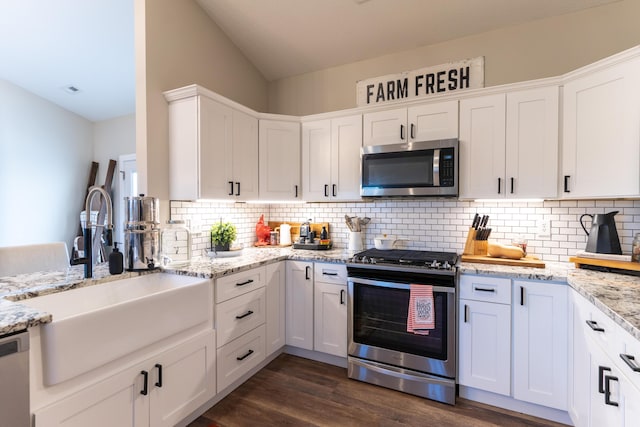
[459,385,573,426]
[283,346,348,368]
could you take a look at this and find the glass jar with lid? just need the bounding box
[160,220,192,267]
[632,233,640,263]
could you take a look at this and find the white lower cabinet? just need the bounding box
[266,261,286,355]
[214,266,267,392]
[285,260,314,350]
[459,274,568,414]
[569,288,640,427]
[313,280,347,357]
[458,275,511,396]
[33,330,216,427]
[512,280,568,410]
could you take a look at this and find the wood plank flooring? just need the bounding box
[189,354,568,427]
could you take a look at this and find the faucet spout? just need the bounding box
[83,186,114,278]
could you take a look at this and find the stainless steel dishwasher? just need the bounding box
[0,330,30,427]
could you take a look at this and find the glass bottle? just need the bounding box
[160,220,192,267]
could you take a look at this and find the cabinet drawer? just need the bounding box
[618,327,640,389]
[460,275,511,304]
[216,287,266,347]
[314,263,347,285]
[216,324,266,391]
[216,267,265,303]
[584,303,623,357]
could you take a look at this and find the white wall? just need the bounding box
[0,80,93,249]
[267,0,640,116]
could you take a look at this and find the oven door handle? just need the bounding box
[347,277,455,294]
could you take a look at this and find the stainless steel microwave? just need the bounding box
[361,138,459,197]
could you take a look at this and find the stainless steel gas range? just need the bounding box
[346,249,458,405]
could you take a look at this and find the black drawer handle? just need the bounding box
[620,354,640,372]
[294,185,298,198]
[598,365,611,393]
[340,289,345,305]
[400,124,405,140]
[236,349,254,361]
[510,177,514,194]
[332,184,337,197]
[236,279,254,287]
[235,310,254,320]
[140,370,149,395]
[323,271,338,276]
[604,375,619,407]
[473,287,495,293]
[228,181,234,196]
[587,320,605,332]
[410,123,415,139]
[235,182,240,196]
[520,286,524,306]
[305,266,311,280]
[498,177,501,194]
[564,175,571,193]
[324,184,329,197]
[464,304,468,323]
[155,364,163,388]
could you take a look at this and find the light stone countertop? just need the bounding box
[2,248,639,343]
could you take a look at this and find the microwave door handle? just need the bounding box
[433,149,440,187]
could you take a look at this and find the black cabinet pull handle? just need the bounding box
[324,184,329,197]
[155,364,163,388]
[236,349,254,361]
[332,184,337,197]
[498,177,502,194]
[564,175,571,193]
[305,266,311,280]
[400,124,405,140]
[410,123,415,139]
[520,286,524,306]
[322,271,338,276]
[510,177,514,194]
[235,310,254,320]
[604,375,619,407]
[598,365,612,393]
[295,185,298,198]
[586,320,605,332]
[620,354,640,372]
[340,289,345,305]
[464,304,469,323]
[235,182,240,196]
[228,181,234,196]
[236,279,254,287]
[140,370,149,395]
[473,287,495,293]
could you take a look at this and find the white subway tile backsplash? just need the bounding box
[169,199,640,263]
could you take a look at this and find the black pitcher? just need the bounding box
[579,211,622,254]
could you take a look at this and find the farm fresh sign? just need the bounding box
[356,57,484,107]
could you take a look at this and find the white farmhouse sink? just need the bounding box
[22,273,212,385]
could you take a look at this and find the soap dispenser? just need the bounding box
[109,242,124,274]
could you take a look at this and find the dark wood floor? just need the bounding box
[189,354,567,427]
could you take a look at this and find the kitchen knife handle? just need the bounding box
[235,182,240,196]
[410,123,415,139]
[400,124,405,140]
[324,184,329,197]
[564,175,571,193]
[497,177,502,194]
[228,181,234,196]
[510,177,514,194]
[294,185,298,198]
[332,184,337,197]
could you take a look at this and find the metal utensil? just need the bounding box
[345,215,354,232]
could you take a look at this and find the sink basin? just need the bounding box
[22,273,212,385]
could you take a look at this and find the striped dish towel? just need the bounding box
[407,284,435,335]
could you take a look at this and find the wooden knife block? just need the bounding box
[462,227,488,256]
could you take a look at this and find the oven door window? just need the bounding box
[362,150,434,188]
[352,283,447,360]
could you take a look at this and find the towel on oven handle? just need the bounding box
[407,284,435,335]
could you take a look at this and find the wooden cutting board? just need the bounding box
[461,255,546,268]
[569,256,640,272]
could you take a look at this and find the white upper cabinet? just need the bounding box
[459,94,506,199]
[363,100,458,146]
[167,93,258,201]
[302,114,362,201]
[459,86,559,199]
[259,119,301,201]
[562,54,640,198]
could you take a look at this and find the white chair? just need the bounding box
[0,242,70,277]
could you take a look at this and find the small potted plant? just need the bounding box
[210,221,237,252]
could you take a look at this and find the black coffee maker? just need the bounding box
[580,211,622,254]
